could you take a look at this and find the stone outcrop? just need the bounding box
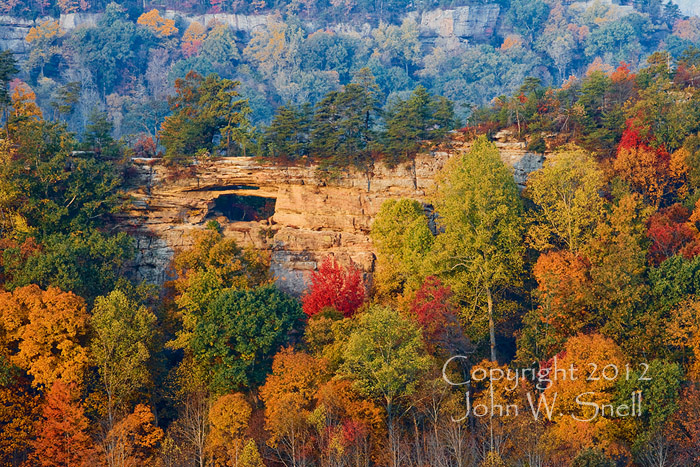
[674,0,700,16]
[418,5,500,40]
[162,10,274,33]
[0,3,502,61]
[0,13,100,59]
[0,15,37,57]
[117,140,543,295]
[58,12,101,30]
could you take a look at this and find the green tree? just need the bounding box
[0,119,124,238]
[370,198,433,299]
[200,23,241,71]
[614,360,681,453]
[49,82,80,119]
[575,70,623,154]
[263,103,312,162]
[383,85,455,174]
[310,68,381,183]
[69,3,155,96]
[190,285,303,393]
[372,18,421,74]
[169,227,269,350]
[159,71,252,162]
[506,0,549,41]
[584,20,639,64]
[572,448,615,467]
[299,31,356,82]
[0,50,18,129]
[342,305,431,467]
[81,110,121,159]
[90,289,157,428]
[2,230,134,302]
[432,136,524,362]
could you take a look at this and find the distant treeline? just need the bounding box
[3,0,695,142]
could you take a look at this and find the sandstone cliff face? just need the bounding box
[418,5,500,40]
[0,4,501,60]
[117,140,543,295]
[673,0,700,16]
[161,10,274,33]
[0,13,100,59]
[0,16,36,57]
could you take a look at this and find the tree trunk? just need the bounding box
[487,287,496,362]
[386,400,398,467]
[411,156,417,190]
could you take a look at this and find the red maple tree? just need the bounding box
[409,276,455,338]
[409,276,468,354]
[302,256,365,318]
[647,203,700,265]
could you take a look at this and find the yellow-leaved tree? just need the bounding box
[25,19,63,75]
[208,392,263,466]
[137,9,178,38]
[0,285,89,388]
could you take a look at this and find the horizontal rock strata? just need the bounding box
[117,139,543,295]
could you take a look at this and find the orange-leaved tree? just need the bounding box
[101,404,163,467]
[0,374,39,465]
[532,250,594,347]
[208,392,264,466]
[260,348,328,466]
[543,334,629,463]
[26,380,97,467]
[612,121,682,206]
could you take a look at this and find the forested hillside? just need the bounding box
[2,0,700,466]
[0,0,695,142]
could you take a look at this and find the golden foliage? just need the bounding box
[613,145,669,205]
[667,298,700,380]
[10,80,42,120]
[208,393,259,466]
[137,9,178,37]
[500,34,523,51]
[57,0,79,13]
[25,20,63,43]
[209,393,251,446]
[102,404,164,467]
[182,21,206,58]
[543,334,629,462]
[586,57,614,76]
[0,380,39,462]
[0,285,89,388]
[260,348,327,449]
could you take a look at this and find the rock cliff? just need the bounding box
[0,16,36,57]
[117,139,543,295]
[418,5,500,40]
[0,4,501,60]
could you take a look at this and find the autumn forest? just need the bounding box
[2,0,700,466]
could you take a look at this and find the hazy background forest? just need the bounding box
[2,0,700,466]
[1,0,697,141]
